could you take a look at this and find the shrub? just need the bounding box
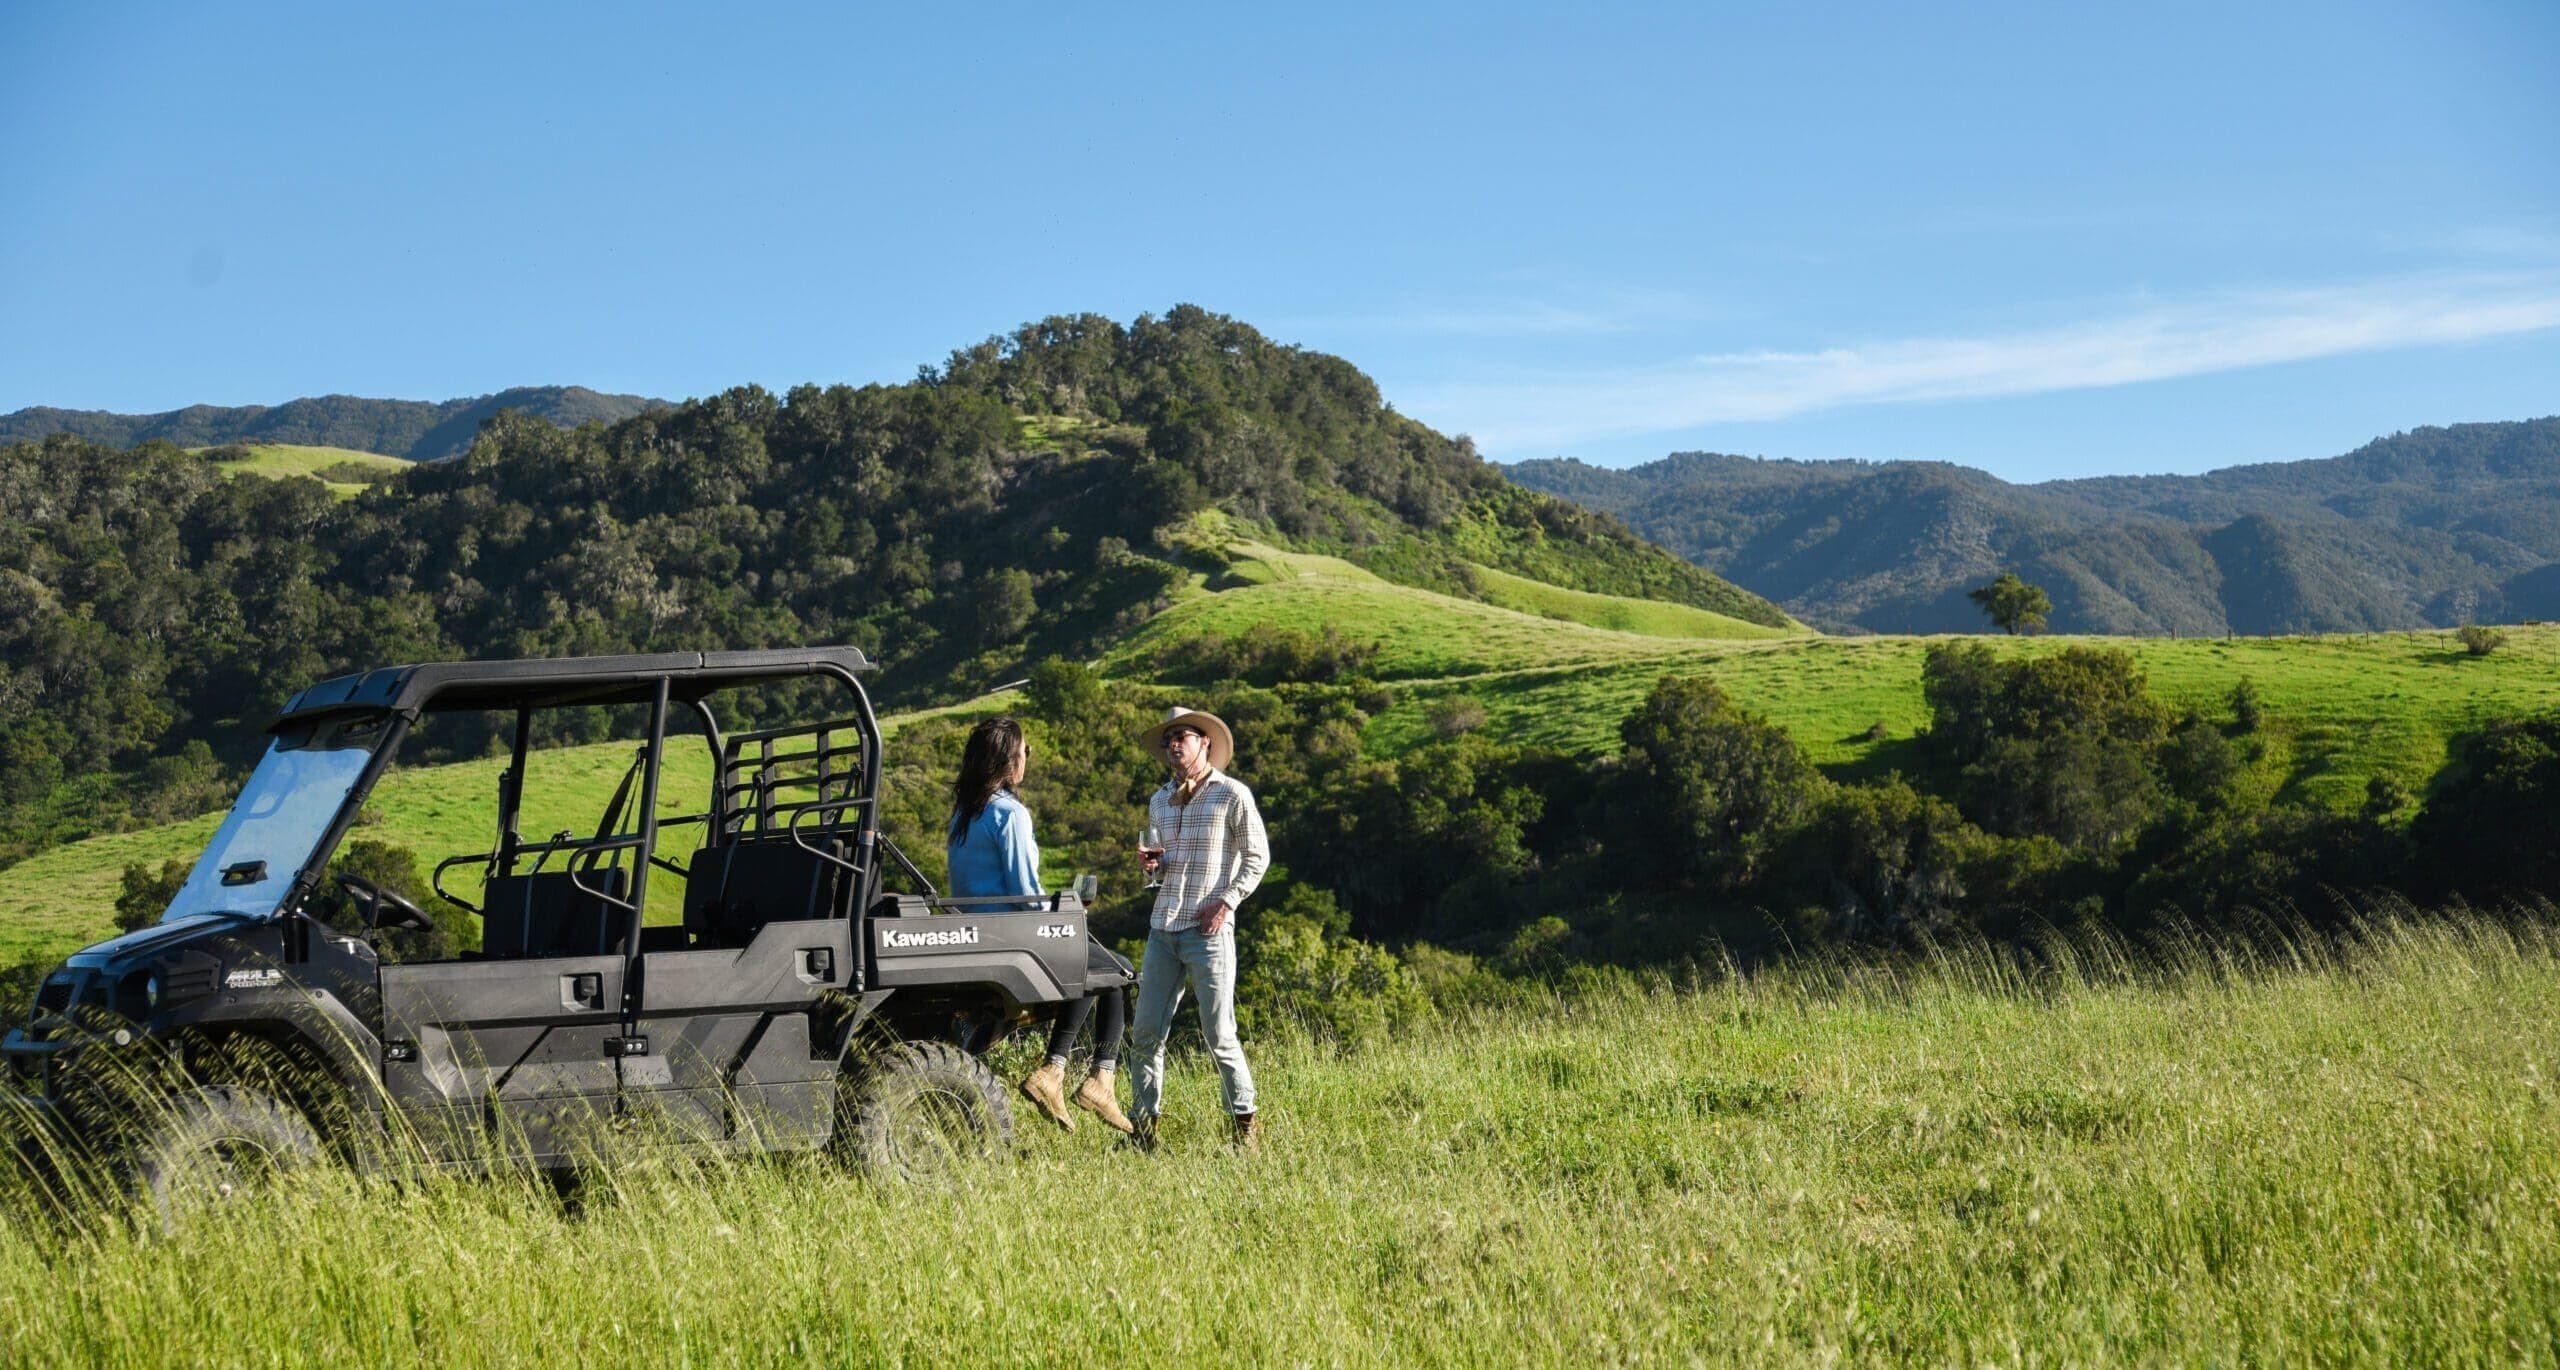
[1399,942,1547,1014]
[2159,712,2245,812]
[315,460,400,486]
[1282,734,1546,941]
[2229,677,2264,732]
[1619,675,1815,886]
[1425,696,1488,738]
[1776,778,1988,941]
[2123,805,2396,931]
[2455,624,2506,656]
[1139,623,1380,688]
[115,859,189,933]
[0,958,47,1023]
[2411,712,2560,901]
[1237,914,1433,1048]
[1498,915,1577,976]
[1920,643,2173,851]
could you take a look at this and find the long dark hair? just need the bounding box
[948,715,1027,842]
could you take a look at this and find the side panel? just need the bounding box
[624,920,849,1146]
[868,911,1087,1006]
[378,955,627,1164]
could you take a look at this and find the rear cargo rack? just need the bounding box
[719,717,870,842]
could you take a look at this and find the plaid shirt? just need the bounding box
[1147,768,1270,932]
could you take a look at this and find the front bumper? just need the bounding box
[4,1025,74,1099]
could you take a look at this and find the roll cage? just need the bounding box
[272,646,893,949]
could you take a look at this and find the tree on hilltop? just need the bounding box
[1968,572,2052,636]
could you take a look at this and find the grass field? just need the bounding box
[4,915,2554,1363]
[1465,561,1802,640]
[193,444,408,497]
[1354,626,2560,807]
[1126,541,2560,807]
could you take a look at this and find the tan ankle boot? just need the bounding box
[1019,1060,1074,1131]
[1228,1111,1262,1153]
[1073,1067,1135,1135]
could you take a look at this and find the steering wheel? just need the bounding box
[334,872,435,933]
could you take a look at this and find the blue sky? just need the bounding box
[2,1,2553,480]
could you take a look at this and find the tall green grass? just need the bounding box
[3,910,2554,1363]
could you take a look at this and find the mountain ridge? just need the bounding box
[0,385,667,460]
[1506,417,2560,634]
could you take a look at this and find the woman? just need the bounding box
[946,715,1135,1134]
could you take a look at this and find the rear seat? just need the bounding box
[682,839,845,947]
[481,868,631,958]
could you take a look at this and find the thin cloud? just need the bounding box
[1409,272,2560,451]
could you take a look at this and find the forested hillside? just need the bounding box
[0,307,1783,867]
[1508,418,2560,634]
[0,386,664,461]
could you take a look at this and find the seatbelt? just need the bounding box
[596,745,647,842]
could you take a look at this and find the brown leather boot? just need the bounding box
[1019,1060,1074,1131]
[1072,1066,1135,1135]
[1228,1111,1262,1153]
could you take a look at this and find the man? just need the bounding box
[1128,704,1269,1152]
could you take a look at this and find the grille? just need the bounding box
[34,977,74,1016]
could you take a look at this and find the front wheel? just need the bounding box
[834,1041,1013,1182]
[126,1085,322,1234]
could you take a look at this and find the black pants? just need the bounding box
[1043,986,1127,1068]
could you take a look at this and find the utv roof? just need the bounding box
[272,646,876,726]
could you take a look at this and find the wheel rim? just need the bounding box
[885,1083,984,1174]
[173,1137,284,1207]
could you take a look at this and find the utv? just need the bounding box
[4,647,1102,1216]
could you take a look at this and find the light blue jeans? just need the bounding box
[1129,925,1256,1118]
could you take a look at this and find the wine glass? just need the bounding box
[1140,823,1165,889]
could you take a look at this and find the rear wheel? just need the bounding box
[834,1041,1013,1182]
[127,1085,322,1234]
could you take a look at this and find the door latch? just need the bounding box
[562,972,603,1009]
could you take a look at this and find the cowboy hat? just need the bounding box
[1137,705,1234,770]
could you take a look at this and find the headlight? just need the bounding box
[144,974,161,1010]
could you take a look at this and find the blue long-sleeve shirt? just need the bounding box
[946,790,1043,905]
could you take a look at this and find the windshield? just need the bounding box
[163,714,388,923]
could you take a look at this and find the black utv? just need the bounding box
[4,647,1106,1216]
